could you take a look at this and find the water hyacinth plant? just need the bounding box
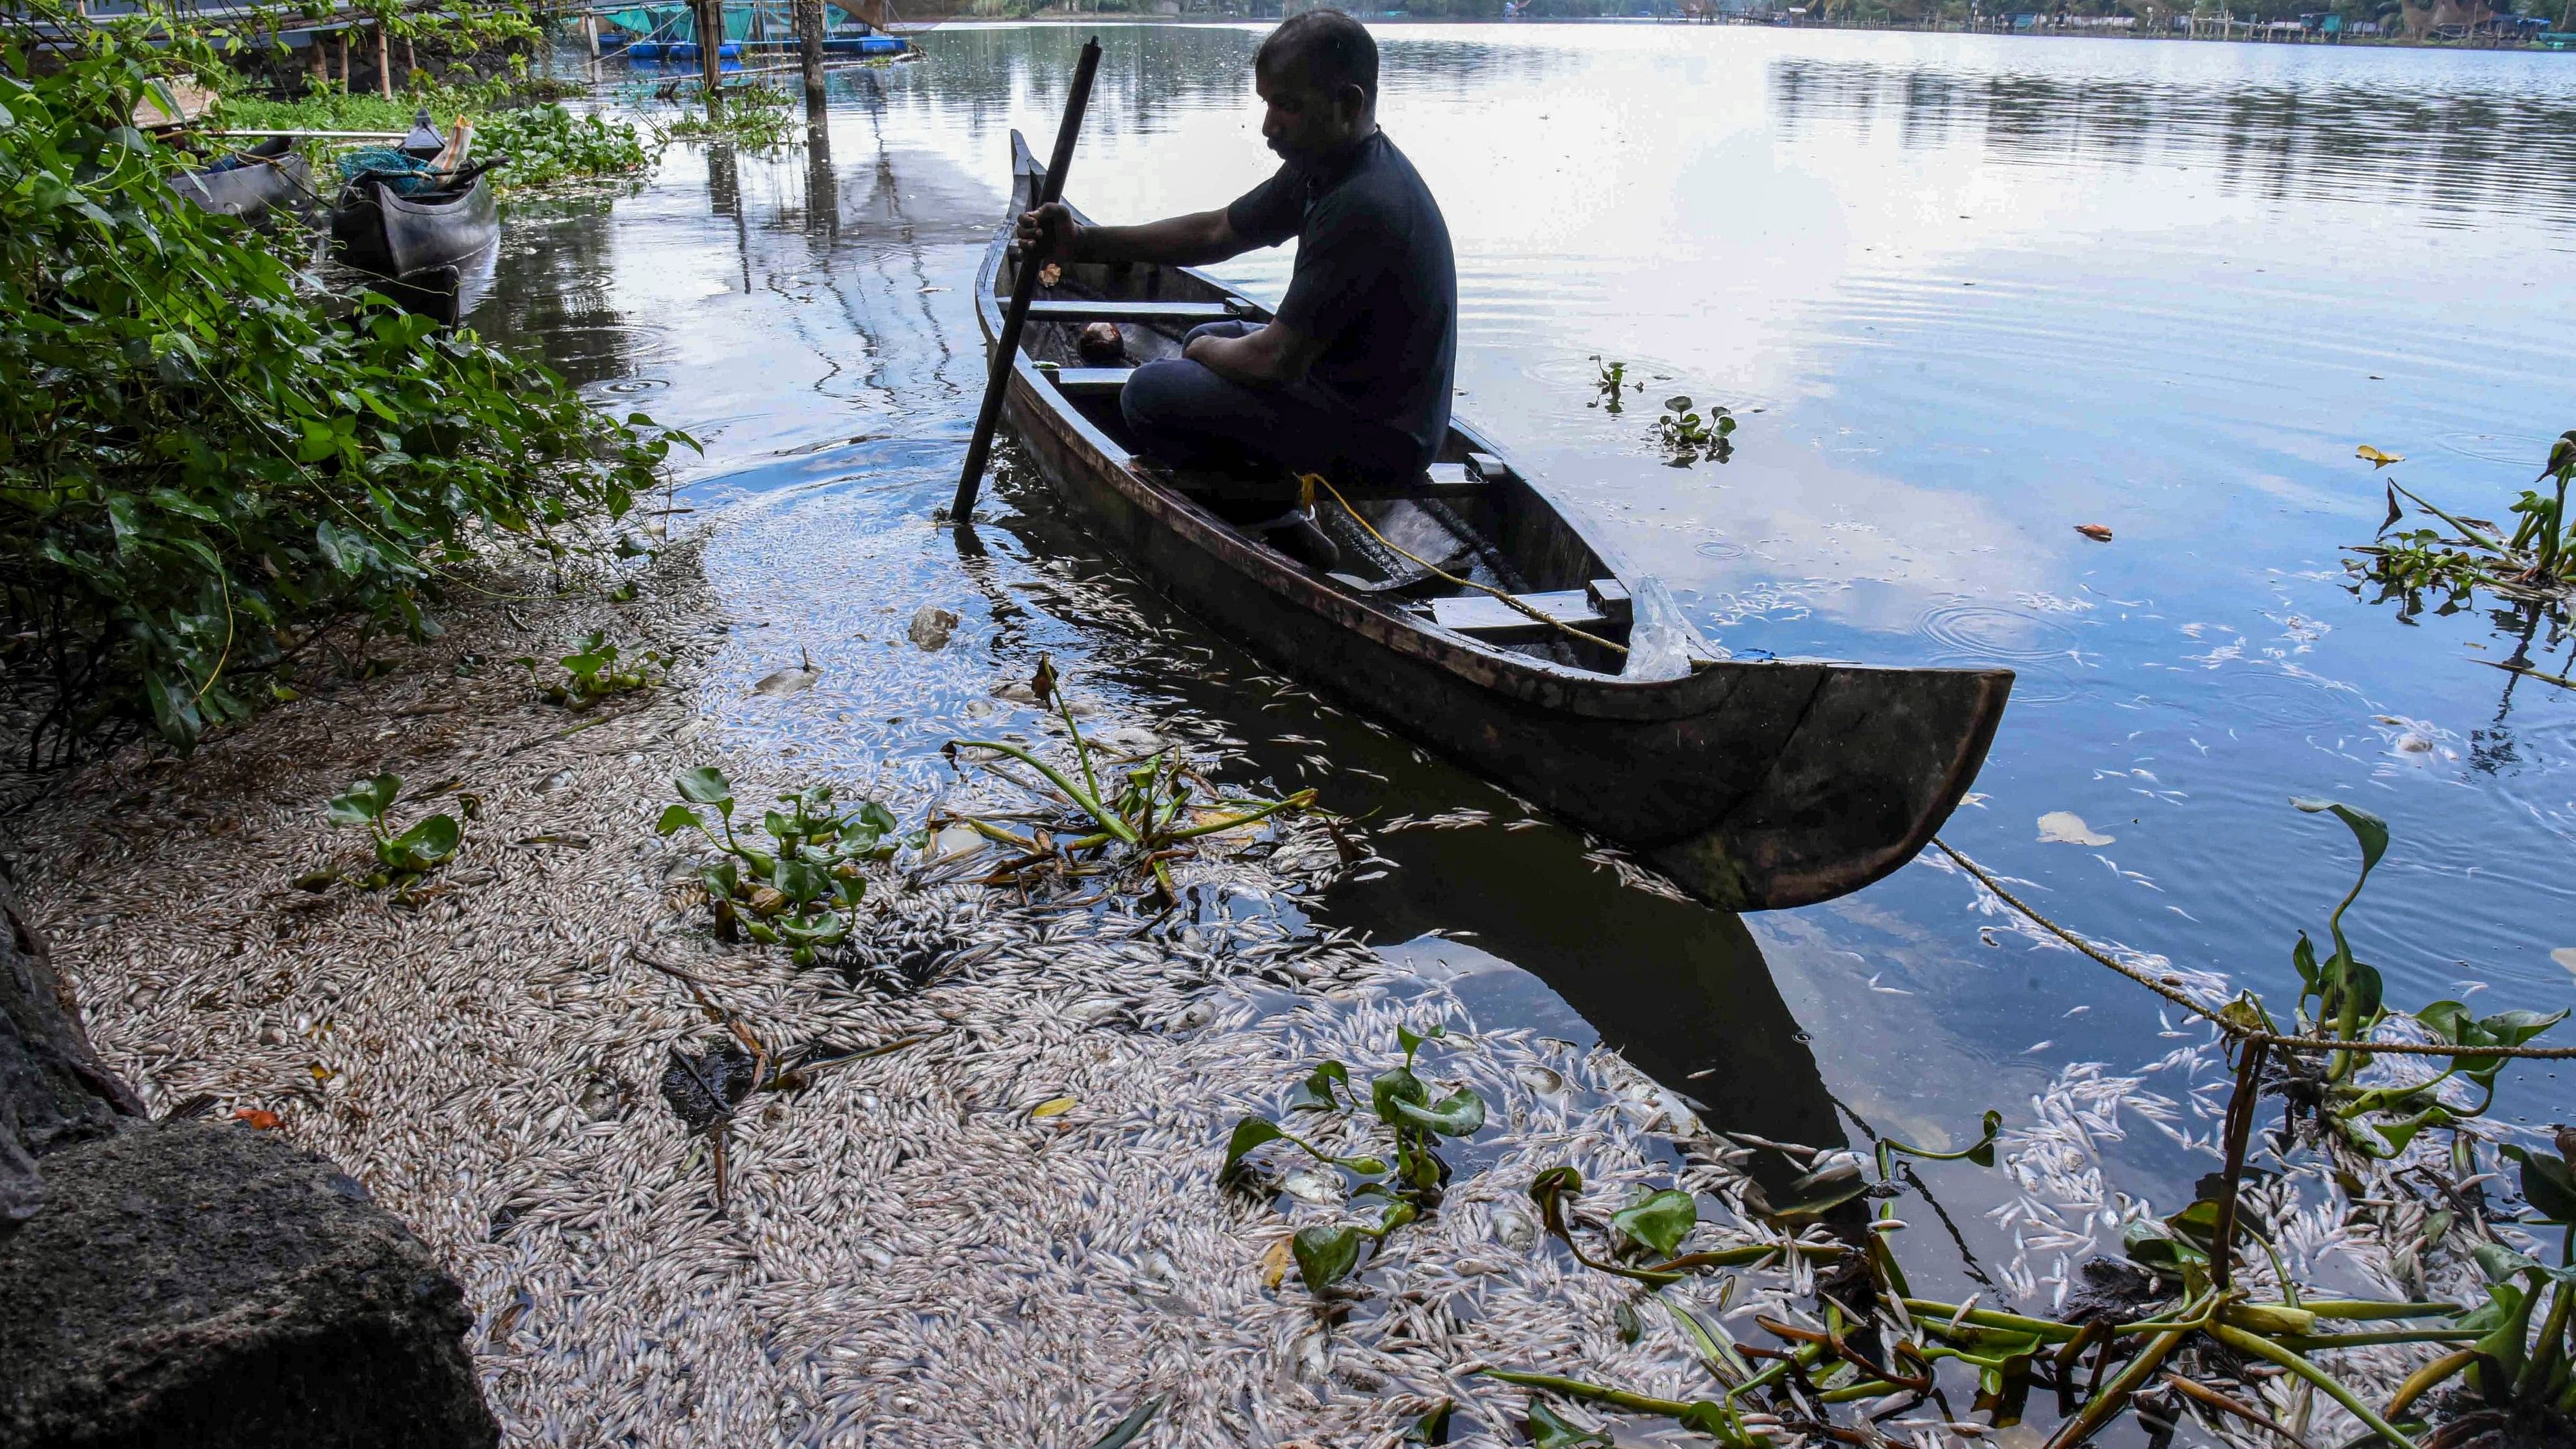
[657,766,900,965]
[1226,1024,1487,1292]
[309,771,465,889]
[514,630,671,710]
[2350,430,2576,617]
[1650,395,1736,466]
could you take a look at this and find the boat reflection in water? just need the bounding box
[1325,816,1847,1160]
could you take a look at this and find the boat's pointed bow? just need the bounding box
[1648,664,2012,911]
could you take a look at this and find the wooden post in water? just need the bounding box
[952,36,1104,521]
[695,0,725,114]
[794,0,829,118]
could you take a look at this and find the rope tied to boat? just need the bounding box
[1297,472,1631,658]
[1932,836,2576,1061]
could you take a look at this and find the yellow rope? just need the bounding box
[1934,837,2576,1061]
[1297,473,1629,657]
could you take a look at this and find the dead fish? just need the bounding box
[1515,1064,1567,1098]
[1279,1168,1342,1206]
[753,647,820,698]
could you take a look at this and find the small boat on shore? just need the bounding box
[329,164,498,281]
[172,136,310,219]
[978,132,2012,912]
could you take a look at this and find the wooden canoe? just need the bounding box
[329,167,498,281]
[172,137,310,219]
[977,132,2010,911]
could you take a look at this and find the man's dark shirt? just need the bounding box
[1225,131,1457,473]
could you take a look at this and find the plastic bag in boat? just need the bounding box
[1620,574,1721,681]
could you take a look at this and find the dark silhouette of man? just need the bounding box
[1016,10,1457,568]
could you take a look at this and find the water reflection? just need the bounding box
[475,23,2576,1235]
[1769,54,2576,223]
[476,196,637,388]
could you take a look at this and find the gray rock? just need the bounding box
[0,1119,499,1449]
[907,605,959,651]
[1,864,143,1224]
[0,865,495,1447]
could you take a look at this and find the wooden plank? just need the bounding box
[1044,367,1132,395]
[1430,589,1607,640]
[1028,300,1247,325]
[1329,463,1485,501]
[1430,580,1634,641]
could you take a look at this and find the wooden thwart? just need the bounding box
[1027,299,1250,325]
[1431,580,1633,641]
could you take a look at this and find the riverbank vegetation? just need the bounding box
[0,3,688,765]
[1217,800,2575,1446]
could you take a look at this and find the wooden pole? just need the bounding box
[336,29,350,92]
[696,0,725,114]
[376,23,392,100]
[952,36,1104,521]
[794,0,829,115]
[307,31,329,92]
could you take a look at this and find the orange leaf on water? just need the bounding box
[2075,523,2114,542]
[2356,444,2404,469]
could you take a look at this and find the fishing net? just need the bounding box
[335,146,439,194]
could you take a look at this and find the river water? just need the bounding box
[478,23,2576,1221]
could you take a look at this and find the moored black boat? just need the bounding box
[328,166,499,282]
[172,137,309,219]
[978,132,2013,912]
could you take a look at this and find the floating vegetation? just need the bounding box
[303,771,467,890]
[658,83,800,151]
[1650,394,1736,467]
[1590,356,1630,413]
[656,766,900,964]
[1184,800,2576,1447]
[2349,432,2576,616]
[514,629,671,709]
[939,657,1318,906]
[471,103,657,192]
[1226,1024,1487,1291]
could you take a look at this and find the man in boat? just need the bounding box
[1016,8,1457,569]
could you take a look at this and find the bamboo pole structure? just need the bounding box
[794,0,829,116]
[694,0,724,114]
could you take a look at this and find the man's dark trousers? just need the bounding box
[1121,321,1425,501]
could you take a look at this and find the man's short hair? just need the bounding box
[1257,9,1378,104]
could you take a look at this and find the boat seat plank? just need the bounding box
[1431,581,1633,640]
[1028,299,1251,324]
[1331,463,1485,501]
[1047,366,1133,396]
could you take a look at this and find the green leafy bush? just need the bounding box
[0,4,688,757]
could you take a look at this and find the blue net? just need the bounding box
[336,146,439,194]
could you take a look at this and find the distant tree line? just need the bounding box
[983,0,2568,27]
